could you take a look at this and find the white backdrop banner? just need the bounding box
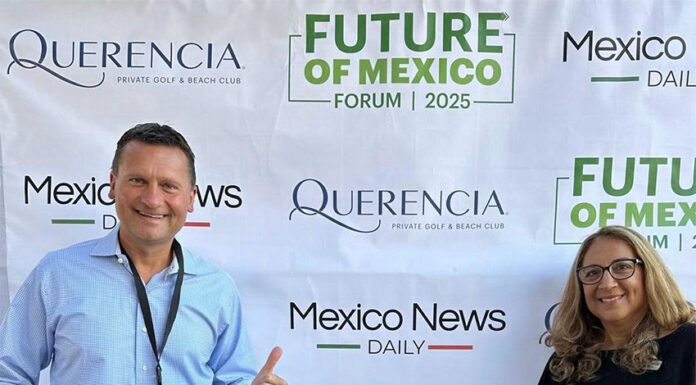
[1,1,695,384]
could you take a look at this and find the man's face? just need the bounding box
[109,141,196,251]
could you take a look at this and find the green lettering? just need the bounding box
[640,157,667,196]
[443,13,472,52]
[678,202,696,226]
[670,158,696,196]
[450,58,474,84]
[335,14,366,53]
[475,59,501,85]
[306,14,330,53]
[598,202,616,227]
[571,202,595,228]
[438,58,447,83]
[602,157,633,196]
[304,59,330,84]
[359,59,387,84]
[625,202,653,226]
[573,157,599,196]
[657,202,676,226]
[478,13,503,53]
[412,58,435,83]
[391,57,410,83]
[332,59,350,84]
[405,12,436,51]
[370,13,399,52]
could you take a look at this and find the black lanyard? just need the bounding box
[122,240,184,385]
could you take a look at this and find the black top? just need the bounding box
[538,322,696,385]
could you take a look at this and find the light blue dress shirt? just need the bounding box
[0,227,256,385]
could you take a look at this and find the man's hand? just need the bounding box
[251,346,288,385]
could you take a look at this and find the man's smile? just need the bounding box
[135,209,167,219]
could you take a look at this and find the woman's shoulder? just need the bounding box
[659,321,695,343]
[656,321,696,384]
[658,321,695,361]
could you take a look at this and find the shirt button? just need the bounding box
[142,327,147,333]
[117,258,124,264]
[142,365,148,371]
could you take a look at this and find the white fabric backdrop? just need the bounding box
[1,1,695,384]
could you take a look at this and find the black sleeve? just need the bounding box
[668,322,695,385]
[538,354,563,385]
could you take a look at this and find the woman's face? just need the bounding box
[581,236,648,331]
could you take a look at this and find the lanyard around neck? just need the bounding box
[121,240,184,385]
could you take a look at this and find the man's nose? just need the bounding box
[141,184,163,207]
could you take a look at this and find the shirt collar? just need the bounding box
[90,226,200,275]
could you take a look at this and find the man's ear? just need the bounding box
[108,171,116,199]
[187,186,197,213]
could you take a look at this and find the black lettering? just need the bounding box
[412,303,437,331]
[642,36,664,60]
[102,214,117,230]
[594,37,617,61]
[319,309,340,330]
[197,185,225,207]
[72,180,92,204]
[216,43,241,68]
[98,182,114,205]
[614,37,635,60]
[459,309,488,331]
[290,302,316,329]
[53,182,74,204]
[338,308,357,330]
[563,31,593,61]
[24,175,51,204]
[223,185,242,208]
[487,309,506,331]
[363,309,383,330]
[438,309,460,331]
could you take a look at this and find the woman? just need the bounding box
[539,226,695,384]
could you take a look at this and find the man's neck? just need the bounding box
[118,234,173,284]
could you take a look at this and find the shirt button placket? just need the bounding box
[136,306,155,382]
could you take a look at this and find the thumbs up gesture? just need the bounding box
[251,346,288,385]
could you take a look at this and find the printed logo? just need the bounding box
[538,303,559,345]
[553,157,696,251]
[287,11,517,110]
[6,29,243,88]
[563,30,693,87]
[289,178,506,233]
[24,174,242,228]
[290,302,506,356]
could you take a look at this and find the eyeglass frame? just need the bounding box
[576,258,644,285]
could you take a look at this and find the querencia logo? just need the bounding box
[288,178,506,233]
[538,303,559,345]
[552,157,696,252]
[287,11,517,110]
[562,30,693,88]
[6,29,243,88]
[23,174,242,229]
[290,302,506,355]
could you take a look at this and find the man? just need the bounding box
[0,123,287,385]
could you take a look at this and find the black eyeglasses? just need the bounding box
[576,258,643,285]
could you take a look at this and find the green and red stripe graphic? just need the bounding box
[51,218,210,227]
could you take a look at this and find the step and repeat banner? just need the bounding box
[1,1,695,384]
